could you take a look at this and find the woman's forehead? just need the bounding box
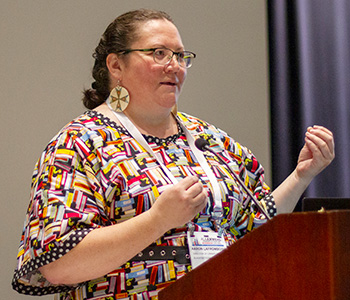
[132,19,184,48]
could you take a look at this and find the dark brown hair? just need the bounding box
[82,9,174,109]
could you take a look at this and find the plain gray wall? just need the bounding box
[1,1,270,299]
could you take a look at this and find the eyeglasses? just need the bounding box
[117,47,196,68]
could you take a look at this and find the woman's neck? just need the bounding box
[123,107,178,138]
[95,103,178,138]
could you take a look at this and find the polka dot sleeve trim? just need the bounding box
[12,228,92,296]
[263,193,277,217]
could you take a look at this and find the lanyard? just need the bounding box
[109,108,224,222]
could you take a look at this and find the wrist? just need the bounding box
[144,208,172,236]
[293,168,314,190]
[273,169,314,214]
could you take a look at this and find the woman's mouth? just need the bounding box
[160,81,176,86]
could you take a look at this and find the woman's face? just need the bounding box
[118,19,187,114]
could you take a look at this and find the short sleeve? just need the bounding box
[12,126,108,295]
[177,112,276,236]
[223,137,277,233]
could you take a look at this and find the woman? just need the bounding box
[12,9,334,300]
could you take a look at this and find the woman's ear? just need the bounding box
[106,53,122,81]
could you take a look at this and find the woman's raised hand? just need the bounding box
[296,125,335,182]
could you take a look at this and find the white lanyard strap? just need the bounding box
[109,108,223,221]
[113,111,178,184]
[176,117,223,220]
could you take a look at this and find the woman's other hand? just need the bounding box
[149,176,208,230]
[296,125,335,182]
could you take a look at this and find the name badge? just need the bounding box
[187,231,227,269]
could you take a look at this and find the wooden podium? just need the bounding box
[158,211,350,300]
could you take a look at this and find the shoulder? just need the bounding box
[58,110,115,135]
[54,110,123,141]
[177,112,255,159]
[39,111,124,160]
[177,112,226,134]
[177,111,231,142]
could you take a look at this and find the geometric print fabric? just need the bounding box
[13,111,276,299]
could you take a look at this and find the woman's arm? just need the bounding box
[272,125,335,214]
[39,176,207,285]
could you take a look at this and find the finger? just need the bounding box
[193,197,208,213]
[311,125,333,136]
[309,126,334,141]
[307,126,333,140]
[305,134,331,159]
[191,189,208,210]
[307,126,335,153]
[186,180,206,198]
[305,132,334,160]
[177,175,199,189]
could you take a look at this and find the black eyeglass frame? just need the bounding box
[117,48,196,68]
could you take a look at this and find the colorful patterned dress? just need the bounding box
[12,111,276,299]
